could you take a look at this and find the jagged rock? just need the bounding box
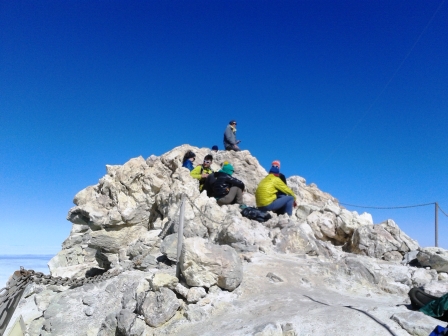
[306,211,347,243]
[417,247,448,273]
[160,233,179,262]
[295,203,320,222]
[174,283,189,298]
[186,287,206,303]
[391,311,440,336]
[179,237,243,291]
[217,214,271,253]
[97,313,118,336]
[147,273,179,291]
[184,304,207,322]
[423,281,448,297]
[402,250,420,265]
[411,269,433,287]
[253,322,283,336]
[35,290,56,311]
[346,219,419,259]
[139,287,180,327]
[117,309,149,336]
[344,256,380,285]
[275,223,322,256]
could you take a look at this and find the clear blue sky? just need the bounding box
[1,0,447,254]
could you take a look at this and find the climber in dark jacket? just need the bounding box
[182,150,196,171]
[213,162,245,205]
[223,120,241,151]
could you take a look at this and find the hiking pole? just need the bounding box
[435,202,439,247]
[176,193,186,278]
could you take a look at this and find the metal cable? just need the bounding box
[184,194,235,229]
[439,205,448,218]
[340,202,435,210]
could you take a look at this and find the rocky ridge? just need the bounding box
[9,145,448,336]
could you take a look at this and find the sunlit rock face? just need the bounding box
[16,144,448,335]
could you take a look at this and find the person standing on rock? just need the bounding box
[182,150,196,171]
[213,162,245,205]
[223,120,241,151]
[255,165,296,216]
[190,154,214,192]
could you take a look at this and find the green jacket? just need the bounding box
[255,174,296,207]
[190,165,214,190]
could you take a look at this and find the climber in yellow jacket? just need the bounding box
[190,154,214,191]
[255,165,296,216]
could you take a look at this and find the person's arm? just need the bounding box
[274,177,296,199]
[229,176,245,191]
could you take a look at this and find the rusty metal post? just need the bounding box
[176,194,186,278]
[435,202,439,247]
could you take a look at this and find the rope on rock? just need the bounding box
[303,295,399,336]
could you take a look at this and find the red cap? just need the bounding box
[271,160,280,168]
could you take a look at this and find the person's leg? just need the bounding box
[217,187,238,205]
[263,196,294,215]
[234,187,243,204]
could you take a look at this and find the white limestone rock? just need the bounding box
[347,219,419,259]
[186,287,207,303]
[179,237,243,291]
[391,311,440,336]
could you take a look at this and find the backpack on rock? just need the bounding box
[241,207,272,223]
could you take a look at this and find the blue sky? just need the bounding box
[1,0,447,255]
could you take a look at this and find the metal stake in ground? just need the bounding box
[435,202,439,247]
[176,194,186,278]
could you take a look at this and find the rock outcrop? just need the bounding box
[9,144,448,336]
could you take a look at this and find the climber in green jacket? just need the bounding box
[190,154,214,191]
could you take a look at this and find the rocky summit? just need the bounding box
[8,145,448,336]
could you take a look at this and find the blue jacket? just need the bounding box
[182,160,194,171]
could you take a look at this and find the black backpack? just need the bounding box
[203,172,217,197]
[241,207,272,222]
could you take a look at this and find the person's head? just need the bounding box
[211,145,218,152]
[220,163,234,175]
[229,120,237,127]
[271,160,281,169]
[182,150,196,163]
[203,154,213,168]
[269,165,280,176]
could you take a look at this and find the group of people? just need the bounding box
[181,121,297,216]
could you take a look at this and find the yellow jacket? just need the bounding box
[190,165,214,190]
[255,174,296,207]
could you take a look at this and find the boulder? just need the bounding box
[139,287,180,327]
[147,273,179,291]
[179,237,243,291]
[417,247,448,273]
[186,287,207,303]
[346,219,419,259]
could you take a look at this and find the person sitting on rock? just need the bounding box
[255,165,297,216]
[213,162,245,205]
[271,160,287,197]
[182,150,196,171]
[223,120,241,151]
[190,154,214,191]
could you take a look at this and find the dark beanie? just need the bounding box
[212,145,218,150]
[229,120,236,124]
[269,166,280,174]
